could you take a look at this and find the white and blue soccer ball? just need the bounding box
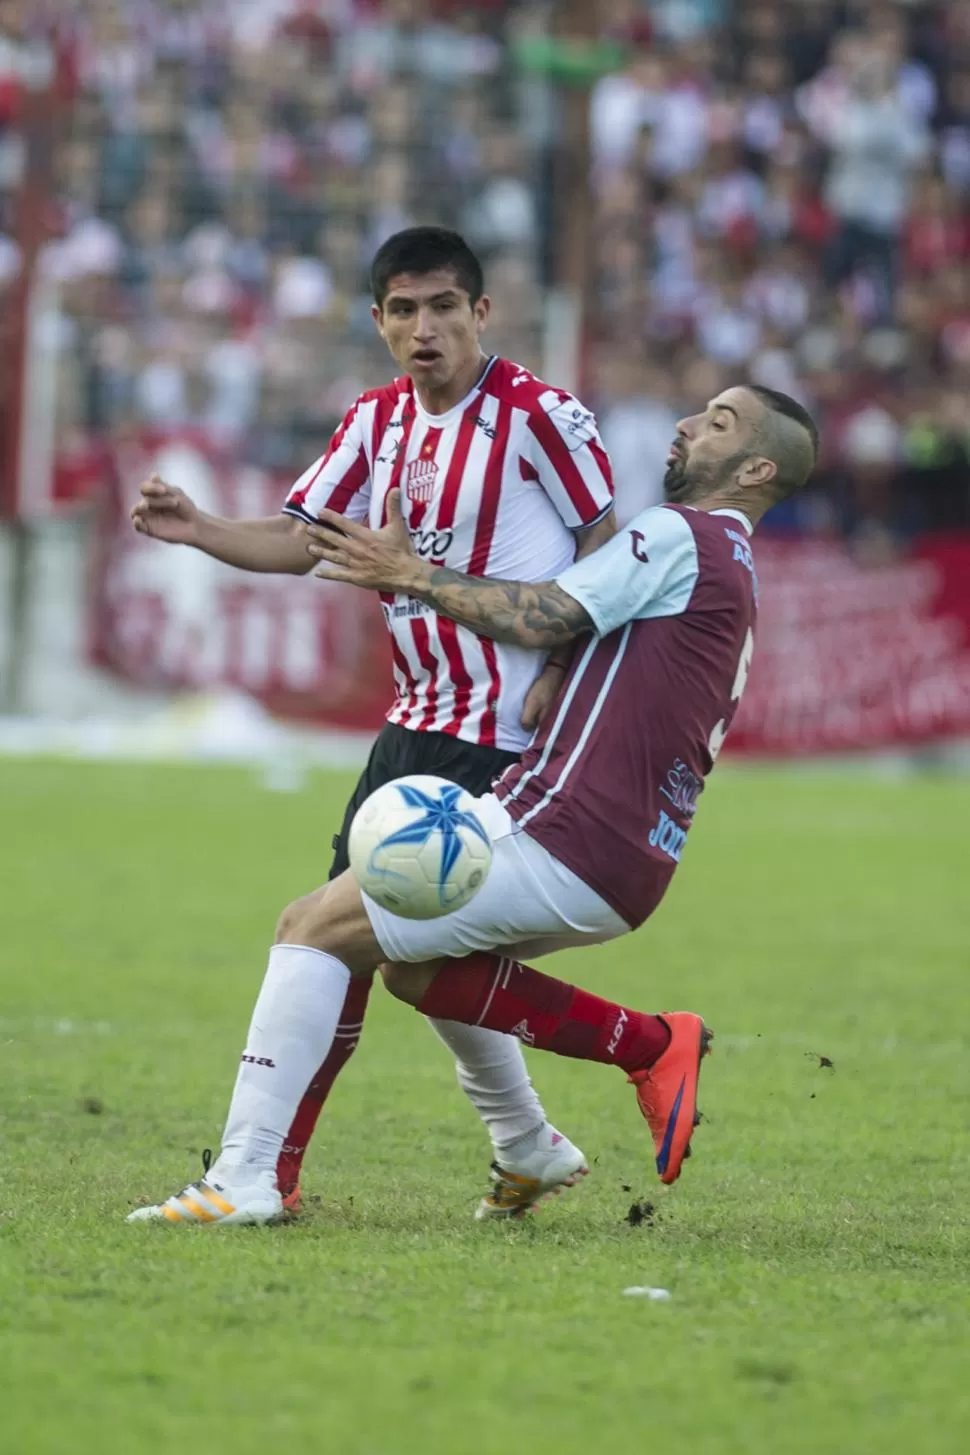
[348,774,493,920]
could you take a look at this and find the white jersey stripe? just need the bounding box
[515,626,633,829]
[499,634,601,804]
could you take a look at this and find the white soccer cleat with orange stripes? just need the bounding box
[127,1151,282,1226]
[475,1122,588,1221]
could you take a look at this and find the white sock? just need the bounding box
[217,944,350,1179]
[426,1018,544,1151]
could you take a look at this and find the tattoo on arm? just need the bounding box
[410,568,592,648]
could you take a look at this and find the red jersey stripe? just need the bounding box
[527,410,602,523]
[587,438,614,495]
[435,407,479,533]
[479,637,502,748]
[438,617,476,738]
[462,401,511,744]
[287,402,360,512]
[468,400,512,576]
[320,449,369,516]
[409,617,440,732]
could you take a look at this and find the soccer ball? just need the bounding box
[348,774,493,920]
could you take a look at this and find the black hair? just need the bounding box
[746,385,819,499]
[370,227,485,309]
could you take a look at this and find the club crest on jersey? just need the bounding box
[404,455,439,504]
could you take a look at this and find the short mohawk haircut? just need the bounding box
[747,385,819,500]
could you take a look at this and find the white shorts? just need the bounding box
[363,794,630,965]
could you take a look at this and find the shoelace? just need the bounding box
[172,1147,215,1202]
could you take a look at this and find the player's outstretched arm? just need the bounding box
[130,475,314,575]
[307,488,592,648]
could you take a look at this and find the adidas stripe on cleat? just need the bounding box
[127,1149,283,1226]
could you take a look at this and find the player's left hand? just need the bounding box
[306,488,422,593]
[521,661,567,731]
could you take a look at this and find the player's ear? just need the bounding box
[474,294,491,332]
[740,455,777,489]
[371,302,385,340]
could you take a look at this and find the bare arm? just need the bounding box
[130,475,314,575]
[193,512,314,574]
[305,489,593,649]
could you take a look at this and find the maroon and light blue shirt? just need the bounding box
[495,504,759,928]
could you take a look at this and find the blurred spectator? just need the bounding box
[587,0,970,543]
[0,0,966,547]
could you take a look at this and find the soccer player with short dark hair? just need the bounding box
[131,226,616,1219]
[130,384,820,1226]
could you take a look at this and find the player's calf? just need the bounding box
[387,954,712,1184]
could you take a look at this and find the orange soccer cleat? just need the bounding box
[628,1013,713,1184]
[280,1183,303,1217]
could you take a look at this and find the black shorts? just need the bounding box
[328,722,520,879]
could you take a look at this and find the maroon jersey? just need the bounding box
[494,505,758,927]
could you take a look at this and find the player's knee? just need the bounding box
[275,890,323,946]
[380,962,434,1006]
[276,874,379,976]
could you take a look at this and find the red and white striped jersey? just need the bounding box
[282,356,614,751]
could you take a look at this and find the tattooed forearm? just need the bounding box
[407,567,593,648]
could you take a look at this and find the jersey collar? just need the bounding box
[411,355,497,425]
[710,508,753,535]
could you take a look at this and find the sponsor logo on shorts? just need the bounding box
[241,1054,276,1068]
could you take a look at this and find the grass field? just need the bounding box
[2,757,969,1455]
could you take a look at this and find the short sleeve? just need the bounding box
[524,389,615,530]
[556,506,699,637]
[282,399,371,524]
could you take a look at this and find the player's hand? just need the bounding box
[521,660,567,732]
[306,489,423,593]
[130,475,202,546]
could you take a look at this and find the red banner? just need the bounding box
[93,437,970,753]
[92,435,392,733]
[731,537,970,754]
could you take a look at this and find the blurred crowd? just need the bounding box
[1,0,969,544]
[591,0,970,540]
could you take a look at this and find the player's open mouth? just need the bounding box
[412,350,442,365]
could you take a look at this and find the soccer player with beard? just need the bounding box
[130,384,818,1227]
[130,227,616,1220]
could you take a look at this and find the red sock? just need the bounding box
[275,975,373,1195]
[416,953,669,1075]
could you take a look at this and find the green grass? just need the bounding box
[2,758,969,1454]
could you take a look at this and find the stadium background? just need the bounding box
[1,0,970,756]
[3,9,970,1452]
